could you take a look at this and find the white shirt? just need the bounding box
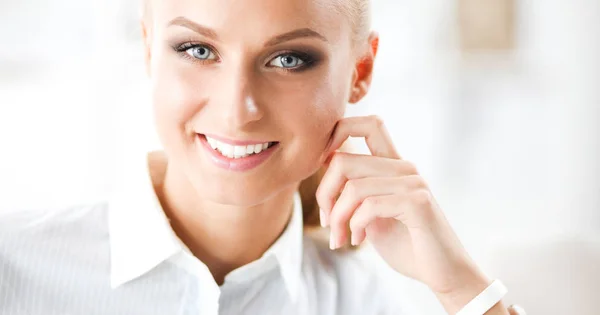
[0,153,407,315]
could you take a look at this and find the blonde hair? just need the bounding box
[142,0,371,44]
[337,0,373,46]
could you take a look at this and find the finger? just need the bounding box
[348,190,435,245]
[347,194,399,246]
[328,176,425,248]
[327,115,400,159]
[316,152,419,218]
[508,305,527,315]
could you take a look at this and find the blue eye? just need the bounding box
[269,54,305,68]
[185,45,217,60]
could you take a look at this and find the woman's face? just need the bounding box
[144,0,360,205]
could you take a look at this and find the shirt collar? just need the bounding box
[108,151,304,301]
[261,189,304,301]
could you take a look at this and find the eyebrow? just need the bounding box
[167,16,328,46]
[168,16,219,40]
[264,28,328,46]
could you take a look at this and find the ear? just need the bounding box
[141,20,152,76]
[349,32,379,104]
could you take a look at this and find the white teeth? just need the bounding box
[207,138,218,150]
[205,136,273,159]
[233,145,246,158]
[221,144,234,158]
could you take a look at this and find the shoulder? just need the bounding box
[0,201,109,244]
[0,201,111,268]
[303,234,410,315]
[0,202,112,309]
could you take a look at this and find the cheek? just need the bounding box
[301,84,345,139]
[151,53,209,145]
[291,71,348,138]
[273,71,349,174]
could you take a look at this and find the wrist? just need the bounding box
[432,267,493,314]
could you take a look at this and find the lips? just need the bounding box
[197,134,279,172]
[204,135,277,159]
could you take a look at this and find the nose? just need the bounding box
[213,63,264,129]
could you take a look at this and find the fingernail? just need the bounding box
[508,305,527,315]
[329,232,336,250]
[350,233,357,246]
[319,208,326,227]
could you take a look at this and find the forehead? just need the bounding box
[151,0,350,43]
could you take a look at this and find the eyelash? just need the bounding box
[271,50,316,73]
[172,42,317,73]
[174,42,218,64]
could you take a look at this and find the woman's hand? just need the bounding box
[317,116,498,313]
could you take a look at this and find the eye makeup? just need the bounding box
[168,37,325,73]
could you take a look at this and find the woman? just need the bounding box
[0,0,525,314]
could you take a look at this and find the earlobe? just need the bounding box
[348,81,369,104]
[348,74,366,104]
[349,89,360,104]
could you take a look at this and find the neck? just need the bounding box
[148,151,296,285]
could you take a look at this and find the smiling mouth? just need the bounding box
[201,134,278,159]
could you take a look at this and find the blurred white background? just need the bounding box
[1,0,599,314]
